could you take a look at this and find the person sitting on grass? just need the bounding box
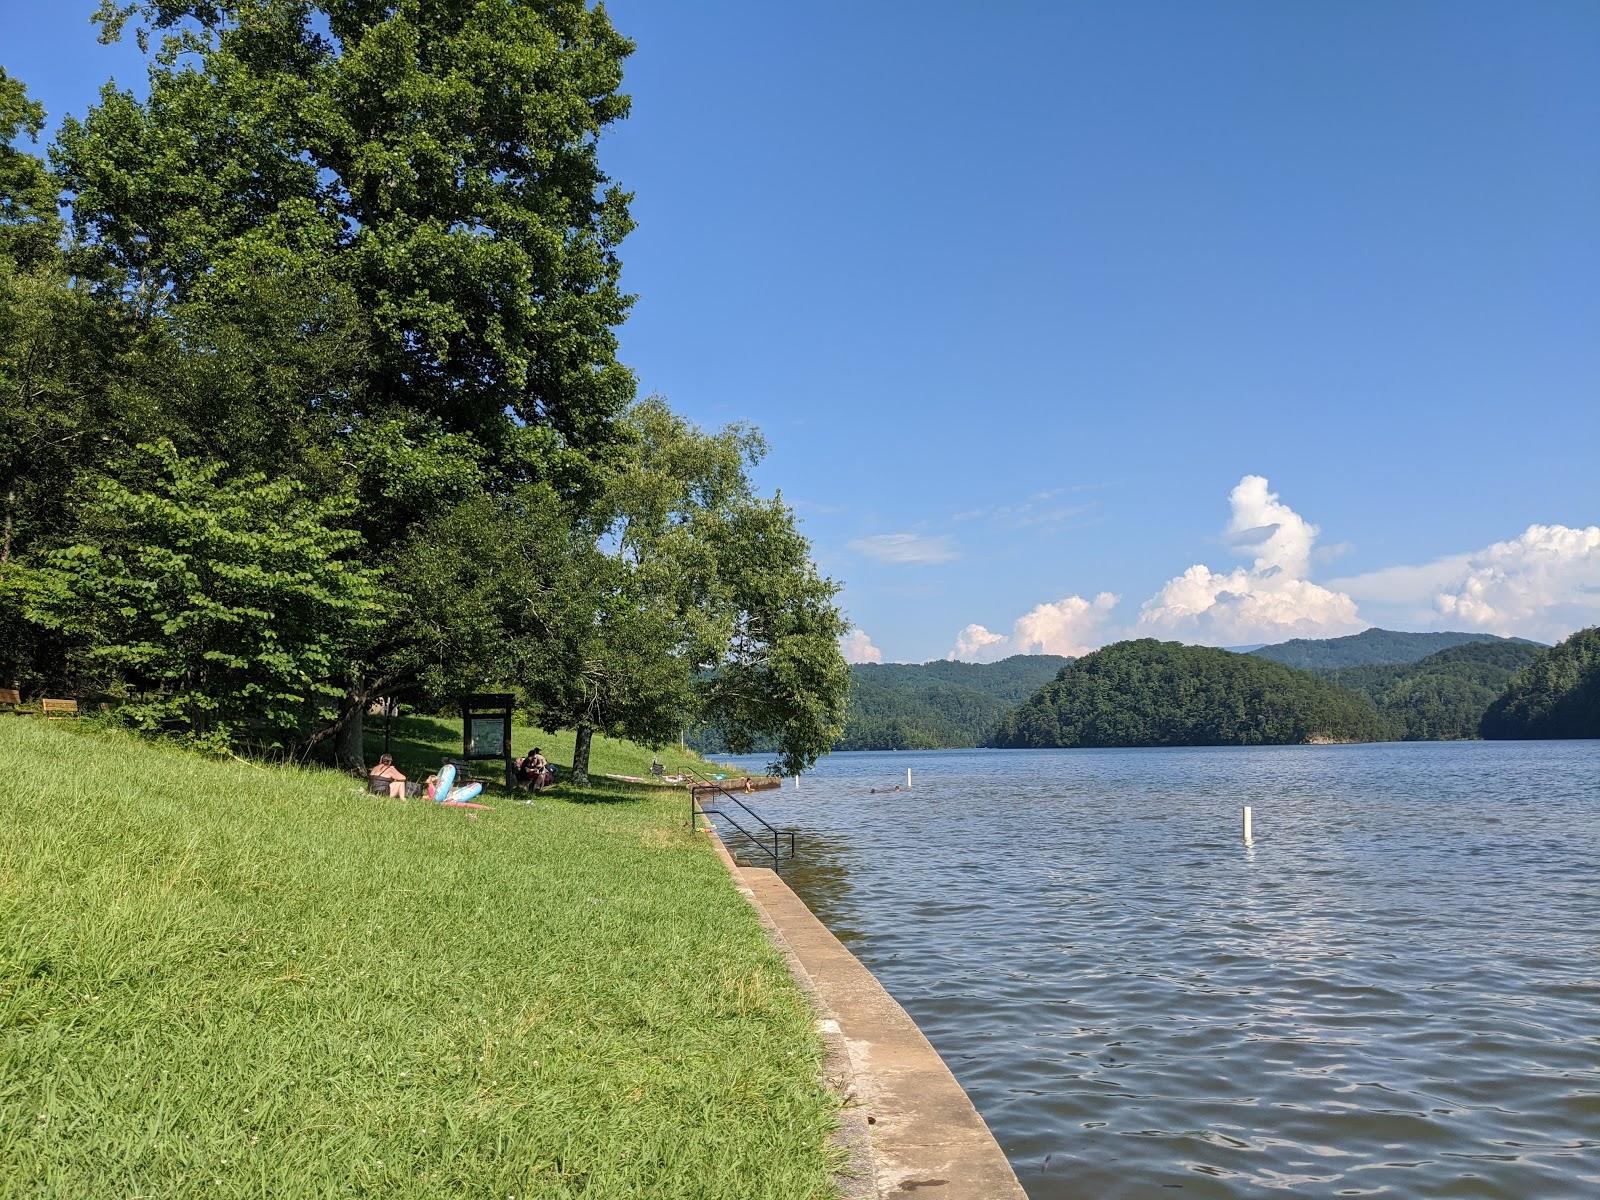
[369,754,407,800]
[517,747,554,796]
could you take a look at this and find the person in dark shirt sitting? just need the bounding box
[369,754,407,799]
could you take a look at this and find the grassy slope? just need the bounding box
[1,720,836,1198]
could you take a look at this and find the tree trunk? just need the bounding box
[571,722,593,785]
[336,687,367,773]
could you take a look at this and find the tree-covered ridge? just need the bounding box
[1480,627,1600,740]
[988,639,1387,748]
[1319,640,1545,741]
[862,655,1075,702]
[692,654,1071,752]
[1249,628,1531,670]
[838,655,1070,749]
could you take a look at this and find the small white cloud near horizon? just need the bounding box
[949,622,1007,661]
[948,592,1119,662]
[848,532,959,565]
[1137,475,1365,645]
[839,629,884,664]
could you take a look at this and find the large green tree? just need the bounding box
[530,399,849,782]
[61,0,635,465]
[1,71,137,690]
[34,441,384,754]
[43,1,640,762]
[0,69,61,270]
[6,14,850,777]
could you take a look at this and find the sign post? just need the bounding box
[461,693,516,790]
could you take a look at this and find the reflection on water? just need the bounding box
[721,741,1600,1199]
[762,826,868,945]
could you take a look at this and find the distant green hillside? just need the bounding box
[1481,627,1600,740]
[837,655,1071,750]
[1250,627,1533,670]
[988,639,1386,748]
[1322,640,1545,740]
[692,654,1070,752]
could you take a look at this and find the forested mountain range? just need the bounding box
[692,654,1069,753]
[987,640,1387,749]
[1481,627,1600,740]
[837,655,1070,749]
[699,629,1595,755]
[1249,628,1536,671]
[1319,640,1545,740]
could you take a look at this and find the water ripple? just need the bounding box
[729,740,1600,1199]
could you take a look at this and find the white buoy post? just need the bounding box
[1242,806,1253,846]
[793,774,800,790]
[906,767,913,789]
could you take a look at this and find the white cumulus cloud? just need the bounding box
[1222,474,1320,576]
[948,593,1118,662]
[1434,524,1600,637]
[949,623,1006,661]
[1014,593,1120,654]
[1332,523,1600,643]
[1137,475,1365,645]
[936,472,1597,661]
[839,629,884,664]
[1327,523,1600,644]
[848,532,959,565]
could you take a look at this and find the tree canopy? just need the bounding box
[0,68,62,270]
[1249,628,1529,671]
[1480,627,1600,740]
[60,0,636,474]
[1320,640,1544,741]
[1,6,848,775]
[33,441,384,753]
[691,654,1071,754]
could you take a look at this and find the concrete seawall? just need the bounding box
[706,832,1027,1199]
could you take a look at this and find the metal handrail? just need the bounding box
[701,802,783,867]
[687,770,795,866]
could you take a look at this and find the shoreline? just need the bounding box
[701,821,1027,1199]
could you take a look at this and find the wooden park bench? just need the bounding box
[41,698,79,720]
[0,688,22,713]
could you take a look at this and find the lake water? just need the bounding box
[721,742,1600,1199]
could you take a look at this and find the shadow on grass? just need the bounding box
[553,779,682,805]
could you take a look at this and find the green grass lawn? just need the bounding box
[365,712,752,787]
[0,719,838,1198]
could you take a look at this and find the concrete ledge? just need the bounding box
[706,832,1025,1199]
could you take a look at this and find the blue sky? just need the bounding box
[7,1,1598,660]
